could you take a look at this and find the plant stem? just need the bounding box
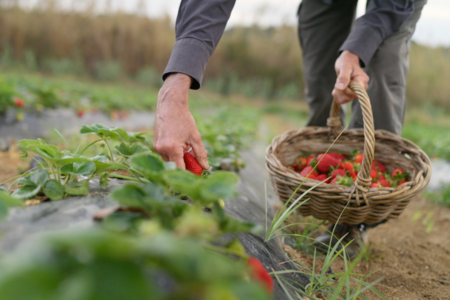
[103,139,115,162]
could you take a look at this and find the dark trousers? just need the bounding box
[297,0,426,227]
[298,0,427,136]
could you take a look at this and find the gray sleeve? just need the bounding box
[339,0,414,67]
[163,0,236,90]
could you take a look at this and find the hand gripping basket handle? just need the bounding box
[327,80,376,206]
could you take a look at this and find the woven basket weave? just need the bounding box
[265,81,432,224]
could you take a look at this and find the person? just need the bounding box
[154,0,427,259]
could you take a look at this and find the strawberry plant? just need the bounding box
[0,119,275,299]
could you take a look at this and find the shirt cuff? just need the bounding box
[163,38,211,90]
[339,24,384,68]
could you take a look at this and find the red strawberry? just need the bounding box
[183,152,203,175]
[13,98,25,107]
[300,166,318,179]
[331,168,346,179]
[77,109,85,118]
[391,168,403,177]
[374,160,386,173]
[378,174,386,181]
[370,182,380,188]
[247,257,274,294]
[316,174,329,182]
[398,180,407,185]
[316,154,341,173]
[342,161,356,177]
[379,179,390,187]
[370,164,378,179]
[294,157,307,171]
[329,152,345,162]
[354,153,364,164]
[330,177,339,184]
[307,155,316,166]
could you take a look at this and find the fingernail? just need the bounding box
[336,83,345,90]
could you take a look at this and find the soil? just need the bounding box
[282,196,450,300]
[0,144,30,187]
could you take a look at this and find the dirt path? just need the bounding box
[283,195,450,300]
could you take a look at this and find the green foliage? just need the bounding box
[0,191,23,220]
[95,60,123,81]
[425,183,450,207]
[0,119,270,299]
[0,81,17,113]
[0,230,270,300]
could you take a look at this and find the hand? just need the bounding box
[153,73,210,170]
[332,50,370,104]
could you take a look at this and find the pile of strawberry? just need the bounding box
[288,151,409,188]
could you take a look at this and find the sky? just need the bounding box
[26,0,450,46]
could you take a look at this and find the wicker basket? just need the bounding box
[265,81,432,224]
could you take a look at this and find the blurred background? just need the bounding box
[0,0,448,104]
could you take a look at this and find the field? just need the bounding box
[0,70,449,299]
[1,2,450,299]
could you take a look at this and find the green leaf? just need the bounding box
[80,123,110,136]
[18,139,61,161]
[130,152,165,180]
[56,152,94,165]
[111,184,147,208]
[116,143,146,157]
[0,191,24,220]
[65,180,89,196]
[162,170,202,200]
[12,185,42,200]
[207,157,221,167]
[17,175,36,187]
[141,182,166,202]
[30,169,49,186]
[0,191,23,207]
[61,161,96,176]
[43,180,64,201]
[95,161,124,174]
[200,171,239,202]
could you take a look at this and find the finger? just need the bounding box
[332,88,356,105]
[335,66,352,91]
[191,135,210,170]
[353,74,369,90]
[168,148,186,169]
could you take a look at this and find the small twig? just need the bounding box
[421,275,450,284]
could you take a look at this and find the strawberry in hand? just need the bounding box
[183,152,204,175]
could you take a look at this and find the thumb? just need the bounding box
[335,66,352,91]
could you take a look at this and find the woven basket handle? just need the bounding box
[327,80,375,206]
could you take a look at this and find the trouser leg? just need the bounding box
[349,0,427,136]
[298,0,357,127]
